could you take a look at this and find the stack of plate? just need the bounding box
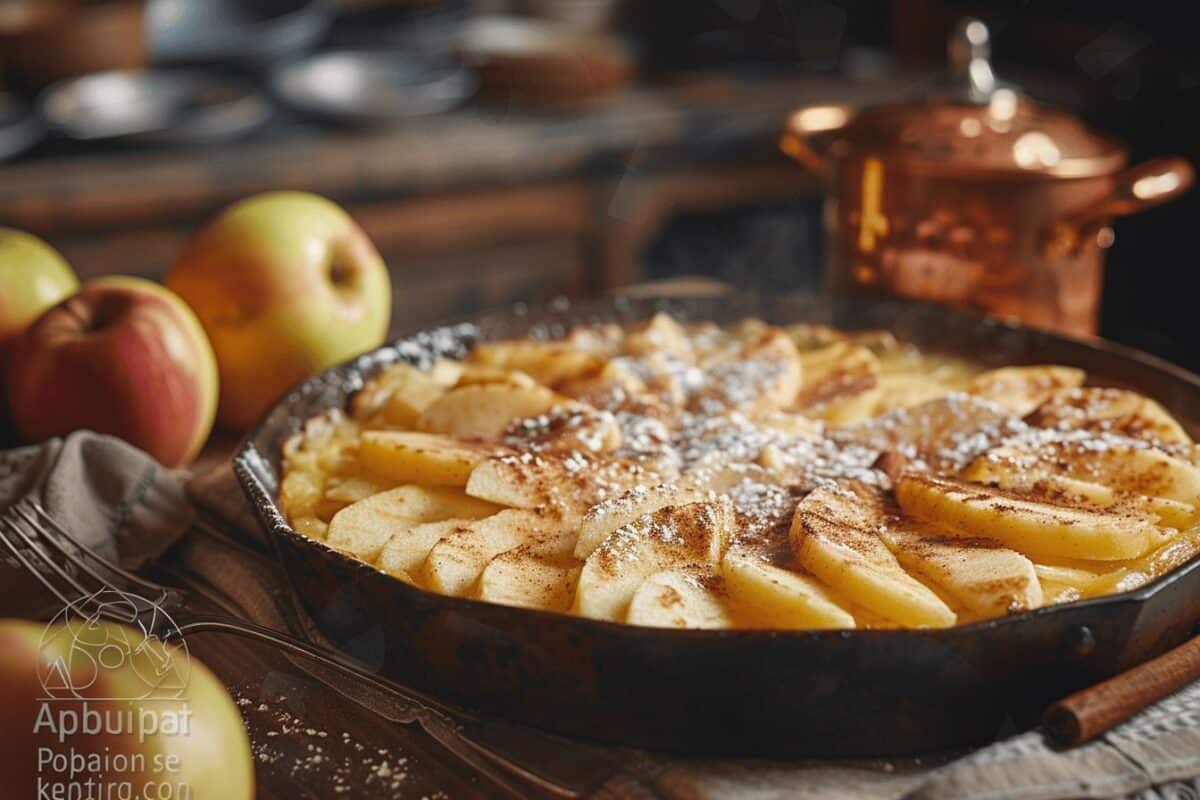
[39,71,272,144]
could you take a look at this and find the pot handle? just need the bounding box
[778,103,855,182]
[1042,157,1194,256]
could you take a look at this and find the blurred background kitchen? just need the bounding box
[1,1,1196,368]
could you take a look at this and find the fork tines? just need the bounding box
[0,498,173,622]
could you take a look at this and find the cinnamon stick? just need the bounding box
[1043,634,1200,746]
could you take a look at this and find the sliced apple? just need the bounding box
[477,548,580,612]
[962,455,1200,529]
[872,374,952,415]
[964,436,1200,510]
[834,394,1015,473]
[359,430,486,487]
[503,402,622,454]
[792,342,882,424]
[622,313,694,361]
[352,363,447,428]
[1039,580,1083,606]
[292,516,328,541]
[326,485,499,562]
[417,382,561,439]
[428,358,465,387]
[469,340,604,387]
[325,490,412,563]
[966,365,1084,417]
[323,476,387,504]
[280,470,323,519]
[1080,525,1200,599]
[466,452,657,519]
[752,411,823,438]
[1027,386,1190,446]
[574,483,706,559]
[721,548,855,629]
[452,364,538,388]
[792,484,956,628]
[574,500,734,621]
[1033,562,1103,588]
[626,569,732,629]
[378,519,469,578]
[878,526,1043,618]
[691,329,802,414]
[420,510,569,596]
[895,474,1167,562]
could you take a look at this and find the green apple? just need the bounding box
[167,191,392,430]
[0,228,78,354]
[0,618,254,799]
[4,276,219,466]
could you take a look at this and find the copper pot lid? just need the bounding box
[826,19,1128,179]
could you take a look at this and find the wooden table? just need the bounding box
[193,627,518,799]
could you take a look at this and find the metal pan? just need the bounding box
[269,51,477,123]
[234,293,1200,758]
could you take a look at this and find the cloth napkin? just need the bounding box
[0,432,193,603]
[4,433,1200,800]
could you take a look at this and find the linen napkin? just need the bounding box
[0,432,193,603]
[4,432,1200,800]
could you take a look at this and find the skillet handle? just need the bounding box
[1043,632,1200,746]
[1041,157,1194,257]
[778,103,855,182]
[1079,157,1193,221]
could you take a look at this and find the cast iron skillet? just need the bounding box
[234,293,1200,758]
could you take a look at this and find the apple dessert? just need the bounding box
[277,314,1200,629]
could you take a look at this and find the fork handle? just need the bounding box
[175,616,548,799]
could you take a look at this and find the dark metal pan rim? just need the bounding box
[235,291,1200,642]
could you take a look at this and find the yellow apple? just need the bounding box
[0,618,254,799]
[4,276,218,467]
[167,191,392,430]
[0,228,78,355]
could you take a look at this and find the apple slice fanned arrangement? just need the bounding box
[278,313,1200,630]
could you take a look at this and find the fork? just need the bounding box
[0,497,574,799]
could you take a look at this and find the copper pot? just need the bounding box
[780,19,1193,338]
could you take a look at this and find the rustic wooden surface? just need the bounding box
[1,519,529,800]
[190,624,527,800]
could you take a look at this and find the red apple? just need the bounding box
[4,276,218,467]
[0,618,254,799]
[0,228,79,356]
[167,191,392,430]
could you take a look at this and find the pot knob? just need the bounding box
[949,18,997,103]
